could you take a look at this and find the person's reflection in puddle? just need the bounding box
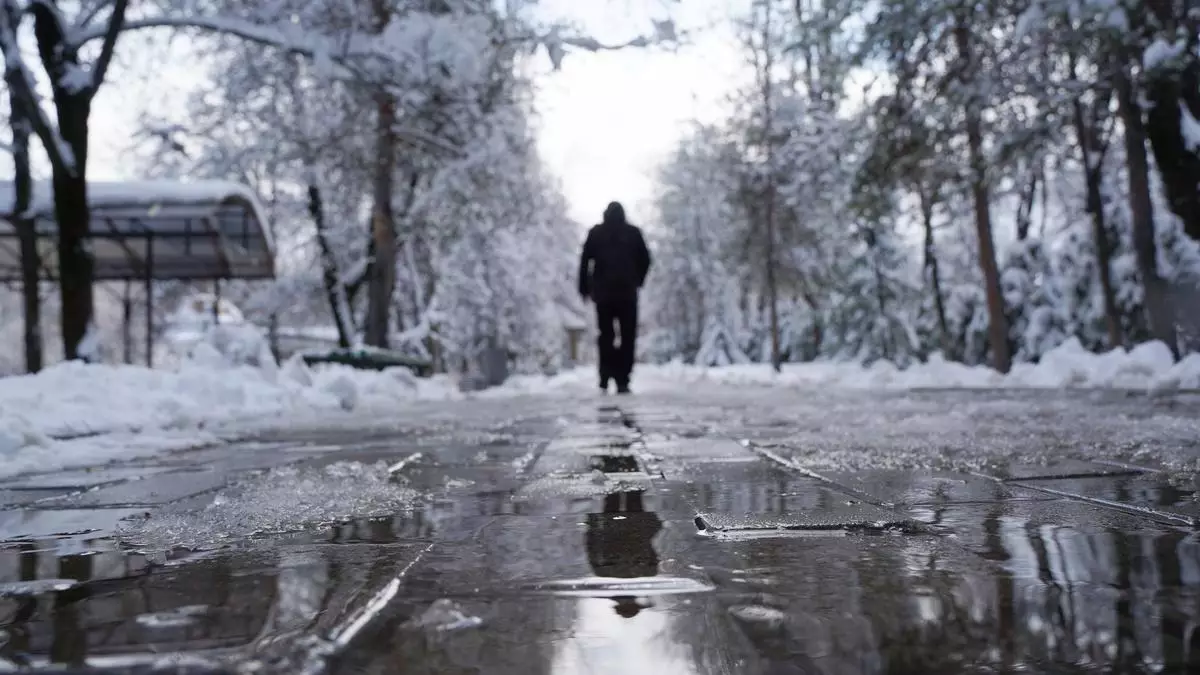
[585,489,662,619]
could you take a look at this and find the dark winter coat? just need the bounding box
[578,202,652,303]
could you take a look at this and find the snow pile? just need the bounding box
[187,323,278,372]
[118,461,418,550]
[0,339,460,478]
[0,356,459,439]
[480,368,597,397]
[707,339,1200,391]
[490,339,1200,396]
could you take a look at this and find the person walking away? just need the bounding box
[578,202,652,394]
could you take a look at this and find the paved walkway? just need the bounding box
[2,388,1200,673]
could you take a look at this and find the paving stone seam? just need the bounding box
[1003,480,1198,528]
[746,438,1200,537]
[737,441,897,510]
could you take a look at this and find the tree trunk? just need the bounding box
[364,0,397,349]
[1069,50,1123,350]
[9,87,42,373]
[955,16,1011,373]
[1015,170,1038,241]
[364,92,397,348]
[53,97,95,361]
[869,236,892,361]
[1115,61,1180,354]
[363,107,397,346]
[760,0,781,372]
[1144,71,1200,242]
[1073,117,1123,349]
[1086,171,1123,350]
[1141,6,1200,242]
[918,186,951,357]
[308,183,354,348]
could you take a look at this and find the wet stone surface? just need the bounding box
[3,389,1200,673]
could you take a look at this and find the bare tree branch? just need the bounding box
[89,0,129,95]
[70,15,374,57]
[73,0,109,31]
[0,1,76,175]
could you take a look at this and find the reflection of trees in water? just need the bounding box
[686,472,1200,673]
[846,499,1200,672]
[0,510,456,668]
[0,543,38,665]
[894,517,1200,671]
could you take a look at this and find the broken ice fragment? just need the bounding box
[405,599,483,633]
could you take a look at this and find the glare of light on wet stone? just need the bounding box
[135,605,209,628]
[549,597,705,675]
[0,578,79,597]
[728,605,786,627]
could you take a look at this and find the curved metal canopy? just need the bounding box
[0,180,275,281]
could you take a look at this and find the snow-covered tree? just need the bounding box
[641,0,1200,370]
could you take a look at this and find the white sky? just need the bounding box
[73,0,748,229]
[528,0,746,225]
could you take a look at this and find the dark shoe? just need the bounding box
[616,383,631,395]
[600,379,610,393]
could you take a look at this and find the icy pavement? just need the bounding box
[3,386,1200,673]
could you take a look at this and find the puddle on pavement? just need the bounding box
[0,518,440,670]
[10,405,1200,673]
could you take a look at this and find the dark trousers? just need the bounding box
[596,296,638,386]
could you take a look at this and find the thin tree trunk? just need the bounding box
[1087,174,1123,350]
[9,85,42,373]
[955,16,1011,373]
[1115,60,1180,355]
[761,0,781,372]
[1069,49,1123,350]
[869,234,892,361]
[1015,170,1038,241]
[308,183,354,349]
[798,283,823,357]
[918,185,951,357]
[1072,107,1123,349]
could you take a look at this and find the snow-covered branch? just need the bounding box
[0,0,77,174]
[89,0,128,92]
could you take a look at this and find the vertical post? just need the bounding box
[213,278,222,324]
[122,280,132,364]
[145,237,154,368]
[762,0,782,372]
[269,314,280,363]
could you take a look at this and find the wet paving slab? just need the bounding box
[5,394,1200,672]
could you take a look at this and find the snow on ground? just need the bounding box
[496,338,1200,396]
[3,332,1200,481]
[0,325,461,480]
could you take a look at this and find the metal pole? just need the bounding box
[213,278,221,324]
[122,280,132,364]
[145,238,154,367]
